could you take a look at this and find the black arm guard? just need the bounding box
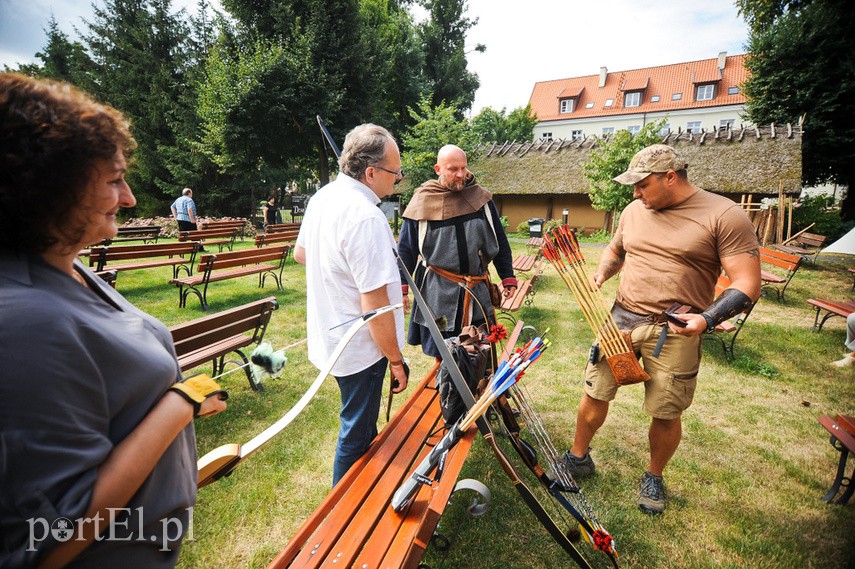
[701,288,753,332]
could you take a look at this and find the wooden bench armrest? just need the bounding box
[819,415,855,452]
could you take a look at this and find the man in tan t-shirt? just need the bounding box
[561,144,761,515]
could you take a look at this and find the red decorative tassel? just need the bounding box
[592,528,614,553]
[486,324,508,343]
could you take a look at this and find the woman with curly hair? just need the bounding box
[0,73,227,568]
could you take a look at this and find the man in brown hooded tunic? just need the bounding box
[398,145,517,358]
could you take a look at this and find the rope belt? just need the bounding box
[427,265,489,327]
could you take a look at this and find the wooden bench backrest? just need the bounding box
[197,245,289,272]
[170,297,278,355]
[256,231,299,245]
[794,232,827,248]
[200,220,246,229]
[88,242,199,266]
[116,225,161,235]
[265,223,301,233]
[759,247,801,271]
[180,228,238,241]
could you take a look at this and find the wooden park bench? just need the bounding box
[178,227,239,252]
[759,247,802,302]
[200,219,248,240]
[264,222,301,234]
[255,230,299,247]
[512,237,545,274]
[774,231,827,264]
[90,225,162,247]
[267,361,478,569]
[818,414,855,505]
[169,296,279,391]
[497,258,544,325]
[702,274,759,362]
[805,298,855,333]
[87,241,201,279]
[169,245,290,309]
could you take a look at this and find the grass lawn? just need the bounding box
[110,235,854,568]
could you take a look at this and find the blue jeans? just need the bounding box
[332,357,387,486]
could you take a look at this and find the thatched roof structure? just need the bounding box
[471,123,802,196]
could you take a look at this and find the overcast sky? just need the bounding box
[0,0,749,115]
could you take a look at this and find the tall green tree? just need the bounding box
[358,0,427,137]
[581,121,665,232]
[400,96,478,203]
[9,17,94,83]
[471,104,537,143]
[81,0,195,215]
[738,0,855,220]
[204,0,375,186]
[418,0,482,115]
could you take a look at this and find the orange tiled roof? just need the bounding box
[529,53,748,122]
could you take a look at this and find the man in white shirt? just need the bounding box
[295,123,408,485]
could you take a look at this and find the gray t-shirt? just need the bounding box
[0,253,196,568]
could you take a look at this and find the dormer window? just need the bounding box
[624,91,641,107]
[696,84,715,101]
[559,99,575,114]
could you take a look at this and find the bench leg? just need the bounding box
[822,438,854,505]
[812,309,837,333]
[217,350,264,392]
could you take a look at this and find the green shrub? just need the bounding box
[793,194,845,239]
[579,228,612,243]
[543,219,562,234]
[515,220,529,235]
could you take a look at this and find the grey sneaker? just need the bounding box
[560,449,596,478]
[638,471,666,514]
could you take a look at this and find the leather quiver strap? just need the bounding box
[605,352,650,385]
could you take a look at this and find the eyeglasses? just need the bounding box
[372,165,405,181]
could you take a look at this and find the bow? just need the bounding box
[397,251,597,568]
[197,303,403,488]
[438,275,620,566]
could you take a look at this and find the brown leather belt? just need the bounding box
[427,265,489,326]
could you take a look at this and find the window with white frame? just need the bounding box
[696,84,715,101]
[604,98,614,107]
[624,91,641,107]
[687,121,702,133]
[727,86,740,95]
[650,95,661,103]
[627,125,640,135]
[571,129,583,140]
[559,99,575,114]
[540,132,553,141]
[719,119,735,130]
[602,127,614,136]
[658,123,670,136]
[671,92,682,101]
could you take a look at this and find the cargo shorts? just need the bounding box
[583,323,702,420]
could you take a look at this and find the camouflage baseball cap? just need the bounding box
[613,144,688,185]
